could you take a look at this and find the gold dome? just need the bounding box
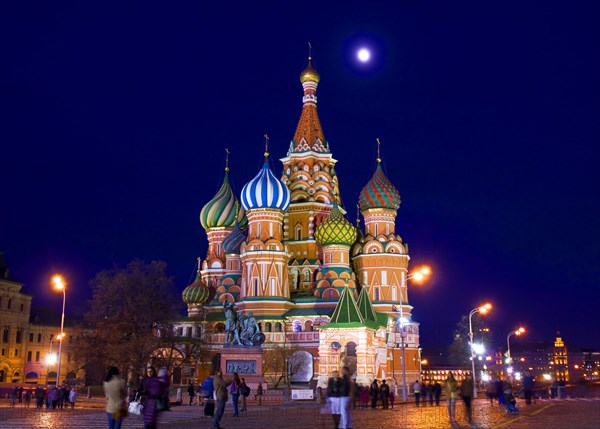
[300,59,320,84]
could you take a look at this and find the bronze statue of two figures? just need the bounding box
[223,300,265,346]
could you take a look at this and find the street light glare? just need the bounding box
[479,303,492,314]
[52,275,65,290]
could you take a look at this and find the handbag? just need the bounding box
[128,400,144,415]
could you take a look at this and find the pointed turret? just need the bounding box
[290,51,328,154]
[321,286,364,329]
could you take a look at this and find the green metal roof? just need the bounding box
[356,288,378,325]
[321,287,366,329]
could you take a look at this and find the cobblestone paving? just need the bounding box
[0,399,598,429]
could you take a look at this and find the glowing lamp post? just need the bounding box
[468,303,492,398]
[507,327,526,377]
[52,275,67,388]
[397,317,409,402]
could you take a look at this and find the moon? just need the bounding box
[357,48,371,62]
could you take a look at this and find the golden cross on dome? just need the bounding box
[356,203,361,224]
[264,134,270,159]
[308,42,313,60]
[196,257,202,271]
[376,138,382,163]
[225,147,230,172]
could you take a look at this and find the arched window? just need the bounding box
[215,323,225,333]
[265,322,272,332]
[304,321,313,332]
[293,321,302,332]
[303,269,311,282]
[275,322,282,332]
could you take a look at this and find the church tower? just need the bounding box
[280,54,340,293]
[239,147,292,316]
[199,154,246,290]
[352,150,410,317]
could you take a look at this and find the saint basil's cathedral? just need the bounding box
[179,55,424,388]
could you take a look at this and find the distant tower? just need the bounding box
[553,331,569,381]
[199,152,245,290]
[239,144,292,316]
[280,52,339,292]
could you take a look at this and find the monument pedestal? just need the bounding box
[220,345,266,386]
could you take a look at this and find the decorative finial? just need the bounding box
[356,203,361,225]
[225,147,230,173]
[308,42,313,61]
[196,257,202,272]
[264,134,270,160]
[376,138,382,164]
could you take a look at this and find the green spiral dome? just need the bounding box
[200,174,239,230]
[182,272,213,305]
[315,202,357,247]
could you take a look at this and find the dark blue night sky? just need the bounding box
[2,2,599,350]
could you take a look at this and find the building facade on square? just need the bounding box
[0,255,84,387]
[175,57,423,387]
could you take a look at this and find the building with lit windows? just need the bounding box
[175,56,424,387]
[0,254,84,388]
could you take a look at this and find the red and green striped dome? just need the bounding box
[315,202,357,247]
[359,164,401,211]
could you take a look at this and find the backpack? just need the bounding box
[242,384,250,397]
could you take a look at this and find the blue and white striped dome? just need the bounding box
[241,162,291,211]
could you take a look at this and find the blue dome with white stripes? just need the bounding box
[241,162,291,211]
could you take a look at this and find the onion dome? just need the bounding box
[300,58,320,84]
[315,202,357,246]
[241,161,291,211]
[359,163,401,211]
[222,221,247,255]
[182,271,213,306]
[200,174,239,230]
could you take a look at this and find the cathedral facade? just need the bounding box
[179,57,423,388]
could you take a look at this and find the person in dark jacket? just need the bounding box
[380,380,390,409]
[139,366,165,429]
[433,381,442,406]
[187,383,195,406]
[522,371,535,405]
[369,379,379,409]
[327,371,342,429]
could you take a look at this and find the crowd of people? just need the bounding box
[6,384,77,409]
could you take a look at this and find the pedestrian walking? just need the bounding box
[18,386,24,403]
[187,383,195,406]
[444,372,459,424]
[338,366,353,429]
[420,381,428,407]
[359,385,369,408]
[229,372,241,417]
[460,372,474,424]
[69,387,77,409]
[103,366,127,429]
[255,382,263,405]
[427,382,434,406]
[523,371,534,405]
[10,386,17,406]
[434,381,441,406]
[35,385,45,409]
[25,388,32,407]
[240,377,249,411]
[380,379,390,409]
[486,380,496,404]
[495,378,505,405]
[369,379,379,409]
[139,366,166,429]
[389,389,395,408]
[413,380,421,406]
[212,368,228,429]
[201,373,215,417]
[327,370,342,429]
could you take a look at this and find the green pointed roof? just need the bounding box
[357,287,379,326]
[321,287,368,329]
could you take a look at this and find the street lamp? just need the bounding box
[397,317,409,402]
[396,266,431,319]
[507,327,526,374]
[52,275,67,388]
[468,303,492,398]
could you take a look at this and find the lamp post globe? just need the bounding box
[52,275,67,388]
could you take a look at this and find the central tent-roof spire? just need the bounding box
[290,43,329,154]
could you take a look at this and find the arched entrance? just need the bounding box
[289,350,314,383]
